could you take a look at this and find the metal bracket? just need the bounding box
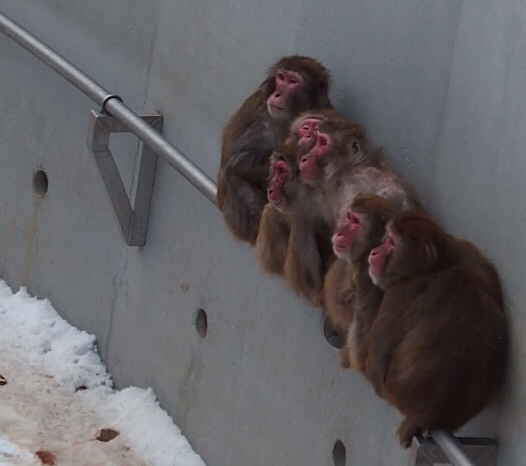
[87,110,163,246]
[410,435,498,466]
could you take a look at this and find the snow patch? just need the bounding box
[0,280,206,466]
[0,436,39,465]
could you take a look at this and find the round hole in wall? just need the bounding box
[33,169,48,197]
[196,308,208,338]
[332,439,346,466]
[323,316,346,349]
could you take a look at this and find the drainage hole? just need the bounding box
[33,170,48,197]
[333,439,346,466]
[196,308,208,338]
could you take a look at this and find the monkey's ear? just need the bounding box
[349,139,361,155]
[423,240,438,263]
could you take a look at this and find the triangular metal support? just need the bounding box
[87,110,163,246]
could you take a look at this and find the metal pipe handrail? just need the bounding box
[0,11,217,206]
[430,430,476,466]
[0,10,484,465]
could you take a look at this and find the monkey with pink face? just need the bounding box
[365,211,507,447]
[256,111,366,305]
[217,56,332,244]
[253,108,346,307]
[327,195,507,449]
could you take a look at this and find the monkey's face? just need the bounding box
[369,218,440,287]
[294,116,323,150]
[266,69,303,120]
[289,110,336,143]
[334,195,395,266]
[264,56,332,121]
[332,209,362,261]
[298,132,331,186]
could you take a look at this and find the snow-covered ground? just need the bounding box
[0,280,206,466]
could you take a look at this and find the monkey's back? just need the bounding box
[382,260,507,432]
[216,86,278,242]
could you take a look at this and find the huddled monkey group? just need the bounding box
[216,56,507,448]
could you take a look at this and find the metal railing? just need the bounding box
[0,12,216,207]
[430,430,477,466]
[0,10,492,466]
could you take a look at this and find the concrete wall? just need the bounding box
[0,1,524,464]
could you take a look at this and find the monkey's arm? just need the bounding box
[226,147,272,184]
[284,220,324,305]
[351,304,380,373]
[224,114,275,184]
[255,205,290,275]
[365,310,403,397]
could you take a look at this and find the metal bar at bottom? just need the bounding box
[0,11,217,207]
[430,430,476,466]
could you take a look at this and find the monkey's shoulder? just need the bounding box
[224,89,268,134]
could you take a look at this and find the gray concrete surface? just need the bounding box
[0,1,524,464]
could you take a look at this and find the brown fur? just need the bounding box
[365,212,507,448]
[254,147,298,276]
[217,56,332,244]
[255,136,335,306]
[323,257,355,333]
[325,195,399,370]
[283,212,335,306]
[255,204,290,275]
[296,116,422,221]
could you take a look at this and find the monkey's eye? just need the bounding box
[277,72,285,81]
[288,79,298,85]
[319,136,328,146]
[347,212,360,225]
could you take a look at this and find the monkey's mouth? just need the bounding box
[269,103,285,112]
[332,243,348,257]
[267,102,288,117]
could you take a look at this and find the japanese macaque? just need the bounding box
[324,194,399,367]
[255,141,334,305]
[366,212,507,448]
[298,117,369,189]
[254,152,295,275]
[286,108,342,150]
[255,113,346,305]
[297,117,421,220]
[314,118,420,325]
[217,56,332,244]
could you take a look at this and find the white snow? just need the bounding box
[0,280,207,466]
[0,436,39,466]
